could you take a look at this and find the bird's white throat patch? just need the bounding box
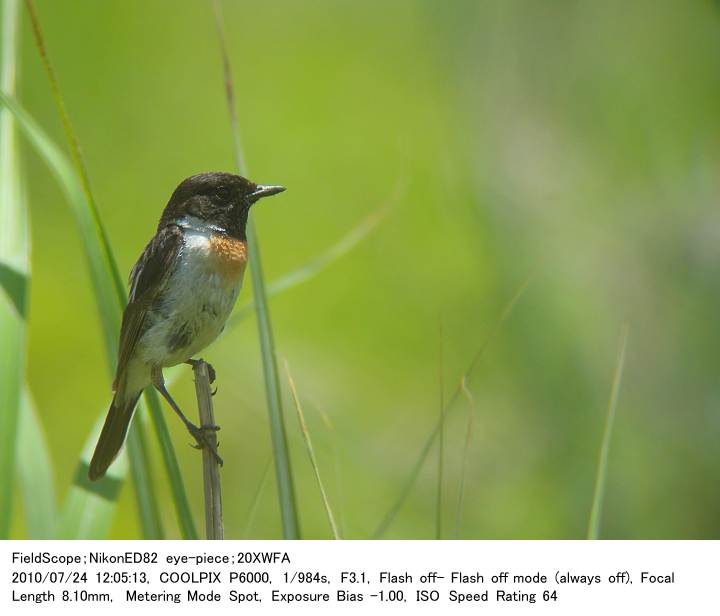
[176,215,226,235]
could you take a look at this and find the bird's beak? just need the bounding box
[250,185,286,203]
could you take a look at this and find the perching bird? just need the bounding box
[88,172,285,480]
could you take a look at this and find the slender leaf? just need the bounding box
[17,388,56,539]
[312,400,346,537]
[435,322,444,540]
[454,376,475,538]
[0,0,26,538]
[284,360,341,539]
[587,323,629,540]
[372,278,531,538]
[212,0,299,538]
[59,413,128,539]
[143,388,198,538]
[242,457,272,539]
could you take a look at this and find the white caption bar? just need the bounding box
[0,540,716,615]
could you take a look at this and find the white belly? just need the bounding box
[137,230,244,367]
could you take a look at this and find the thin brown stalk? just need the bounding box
[192,360,223,540]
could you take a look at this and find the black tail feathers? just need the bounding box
[88,390,141,481]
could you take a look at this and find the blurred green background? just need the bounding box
[8,0,720,538]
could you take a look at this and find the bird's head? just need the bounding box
[160,171,285,238]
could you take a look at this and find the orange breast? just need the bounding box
[209,235,248,282]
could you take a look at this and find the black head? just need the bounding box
[159,171,285,239]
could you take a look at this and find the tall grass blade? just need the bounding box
[284,360,341,539]
[17,388,56,538]
[435,321,444,540]
[587,323,629,540]
[212,0,299,538]
[455,376,475,538]
[242,456,272,538]
[125,418,163,538]
[143,389,198,538]
[59,413,128,539]
[372,277,531,538]
[312,400,346,537]
[0,0,26,539]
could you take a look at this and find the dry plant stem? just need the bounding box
[192,360,223,540]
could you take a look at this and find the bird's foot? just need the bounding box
[187,423,223,467]
[185,358,217,384]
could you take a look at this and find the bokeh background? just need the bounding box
[9,0,720,538]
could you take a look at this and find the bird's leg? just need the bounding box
[151,366,223,466]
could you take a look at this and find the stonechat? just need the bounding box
[88,172,285,480]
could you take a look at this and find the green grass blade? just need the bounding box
[17,388,56,539]
[242,456,272,538]
[59,412,128,539]
[435,322,444,540]
[0,0,26,539]
[246,222,300,538]
[143,388,198,539]
[0,91,119,345]
[454,376,476,538]
[312,401,346,537]
[212,0,299,538]
[126,412,164,539]
[587,323,629,540]
[284,360,341,539]
[372,278,531,538]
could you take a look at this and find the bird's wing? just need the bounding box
[114,224,183,388]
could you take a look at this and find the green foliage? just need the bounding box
[17,390,56,539]
[0,0,26,539]
[0,90,168,538]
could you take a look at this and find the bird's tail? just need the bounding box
[88,388,142,481]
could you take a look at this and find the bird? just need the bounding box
[88,171,285,481]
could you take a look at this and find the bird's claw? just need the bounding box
[187,423,223,466]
